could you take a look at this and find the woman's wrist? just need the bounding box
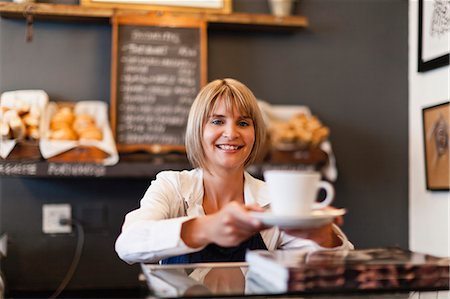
[181,217,210,248]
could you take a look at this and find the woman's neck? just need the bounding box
[202,168,245,214]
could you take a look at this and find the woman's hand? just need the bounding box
[283,222,342,248]
[181,202,265,248]
[282,207,344,248]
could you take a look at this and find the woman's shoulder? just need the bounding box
[244,171,270,207]
[143,169,201,201]
[155,168,201,182]
[244,171,265,187]
[153,168,202,195]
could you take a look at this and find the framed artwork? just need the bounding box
[418,0,450,72]
[80,0,232,14]
[422,101,449,191]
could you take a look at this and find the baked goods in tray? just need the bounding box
[0,90,49,159]
[48,105,103,142]
[40,101,119,165]
[270,113,330,150]
[0,100,43,141]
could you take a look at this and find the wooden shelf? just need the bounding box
[0,146,326,178]
[0,2,113,22]
[0,2,308,28]
[0,159,321,178]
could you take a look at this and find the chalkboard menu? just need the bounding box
[111,14,207,153]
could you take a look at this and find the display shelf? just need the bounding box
[0,2,308,28]
[0,148,327,178]
[0,2,112,22]
[0,159,322,179]
[0,154,191,178]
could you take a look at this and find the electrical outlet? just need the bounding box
[42,204,72,234]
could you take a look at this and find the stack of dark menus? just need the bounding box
[245,248,450,293]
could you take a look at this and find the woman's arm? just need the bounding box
[115,171,201,264]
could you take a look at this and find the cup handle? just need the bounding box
[314,181,335,209]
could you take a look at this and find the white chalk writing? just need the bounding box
[47,163,106,177]
[0,163,37,176]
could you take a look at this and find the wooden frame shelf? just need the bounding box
[0,2,308,28]
[0,160,320,178]
[0,148,326,178]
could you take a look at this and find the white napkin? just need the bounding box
[0,90,49,159]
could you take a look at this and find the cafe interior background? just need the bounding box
[0,0,449,295]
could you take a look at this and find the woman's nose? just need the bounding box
[223,123,238,139]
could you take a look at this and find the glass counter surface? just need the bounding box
[140,262,449,299]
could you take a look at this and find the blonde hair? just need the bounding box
[185,78,266,170]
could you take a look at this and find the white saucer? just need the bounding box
[250,209,346,229]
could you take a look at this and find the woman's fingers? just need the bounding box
[245,203,266,213]
[282,223,342,248]
[208,202,265,247]
[223,202,262,230]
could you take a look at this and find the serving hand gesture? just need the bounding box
[181,202,266,248]
[282,207,344,248]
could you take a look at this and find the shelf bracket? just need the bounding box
[23,4,34,42]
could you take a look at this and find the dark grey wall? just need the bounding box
[0,0,408,292]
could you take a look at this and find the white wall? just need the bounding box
[409,0,450,257]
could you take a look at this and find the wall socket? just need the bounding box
[42,204,72,234]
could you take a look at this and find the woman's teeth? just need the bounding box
[217,145,240,150]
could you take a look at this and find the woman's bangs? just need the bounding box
[209,89,252,119]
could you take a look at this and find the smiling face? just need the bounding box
[201,99,255,173]
[185,78,266,171]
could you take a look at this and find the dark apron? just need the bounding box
[161,233,268,264]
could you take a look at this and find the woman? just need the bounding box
[115,78,352,265]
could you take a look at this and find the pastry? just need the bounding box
[0,103,43,141]
[78,127,103,141]
[27,126,40,140]
[270,112,330,149]
[50,127,78,141]
[50,120,71,131]
[23,114,40,127]
[51,106,75,124]
[9,114,26,139]
[0,122,11,139]
[73,114,96,134]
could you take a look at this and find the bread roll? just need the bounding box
[78,128,103,141]
[2,110,19,124]
[50,127,77,141]
[23,114,40,127]
[9,115,26,139]
[52,107,75,124]
[16,104,30,116]
[0,122,11,139]
[73,114,96,134]
[50,120,71,131]
[27,126,40,140]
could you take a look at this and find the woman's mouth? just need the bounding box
[216,144,243,150]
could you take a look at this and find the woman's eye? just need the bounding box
[211,119,223,125]
[238,121,250,127]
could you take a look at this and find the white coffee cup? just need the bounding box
[264,170,334,216]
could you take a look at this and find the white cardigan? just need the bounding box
[115,168,353,264]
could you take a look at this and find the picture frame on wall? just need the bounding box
[422,101,449,191]
[80,0,232,14]
[418,0,450,72]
